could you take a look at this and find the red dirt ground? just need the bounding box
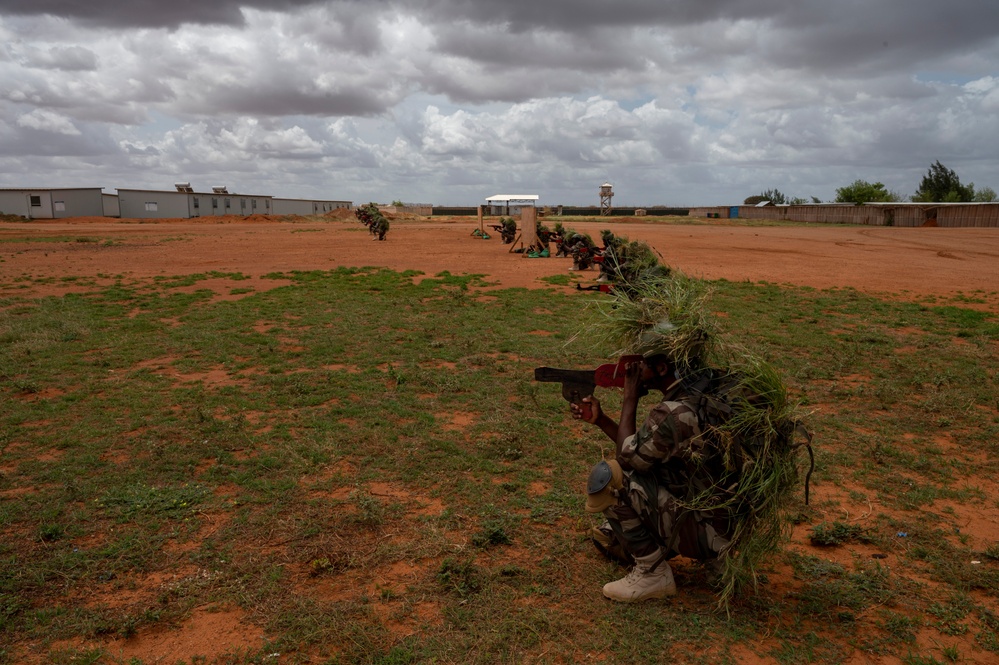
[2,214,999,307]
[3,213,999,663]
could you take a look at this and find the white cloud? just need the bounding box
[17,108,81,135]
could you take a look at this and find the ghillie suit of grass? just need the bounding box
[597,230,626,281]
[371,213,390,240]
[354,202,380,229]
[601,238,671,297]
[583,271,812,610]
[552,224,591,257]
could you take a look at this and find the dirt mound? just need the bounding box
[324,208,356,220]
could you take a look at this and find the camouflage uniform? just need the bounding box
[599,388,733,565]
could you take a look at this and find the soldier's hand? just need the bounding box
[622,361,648,400]
[570,396,601,424]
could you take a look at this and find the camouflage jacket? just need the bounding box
[619,388,728,501]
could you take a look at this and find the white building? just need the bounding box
[0,187,105,219]
[485,194,539,216]
[271,198,352,215]
[116,185,273,219]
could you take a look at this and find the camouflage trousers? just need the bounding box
[600,469,731,563]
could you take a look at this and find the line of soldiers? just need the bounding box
[554,225,670,293]
[486,218,668,292]
[354,203,390,241]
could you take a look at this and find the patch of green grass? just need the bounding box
[0,236,95,244]
[809,521,875,546]
[927,594,973,635]
[437,557,484,598]
[539,273,572,286]
[96,482,210,521]
[3,267,999,662]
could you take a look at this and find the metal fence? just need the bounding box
[431,206,690,217]
[556,207,689,217]
[689,204,999,227]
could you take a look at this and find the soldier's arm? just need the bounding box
[615,362,644,466]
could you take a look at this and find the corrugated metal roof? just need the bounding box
[116,188,272,197]
[0,187,103,192]
[486,194,539,202]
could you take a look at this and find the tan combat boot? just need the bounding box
[602,550,676,602]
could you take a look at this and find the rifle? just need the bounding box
[534,355,643,419]
[575,283,613,293]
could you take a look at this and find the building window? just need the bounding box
[193,197,200,209]
[265,200,270,210]
[241,199,246,210]
[54,201,66,212]
[145,202,158,211]
[212,198,218,208]
[224,198,231,208]
[251,199,257,209]
[30,195,41,207]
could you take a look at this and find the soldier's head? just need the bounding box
[636,353,677,390]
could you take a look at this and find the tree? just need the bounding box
[835,180,901,204]
[972,186,997,202]
[744,188,789,205]
[912,161,973,202]
[760,188,788,205]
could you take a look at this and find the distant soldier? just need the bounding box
[549,222,566,250]
[567,233,597,271]
[500,217,518,244]
[371,213,390,241]
[355,203,380,235]
[597,230,626,283]
[531,222,553,257]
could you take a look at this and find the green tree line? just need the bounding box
[743,160,997,205]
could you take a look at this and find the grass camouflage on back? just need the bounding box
[581,268,812,610]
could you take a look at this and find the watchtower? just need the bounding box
[600,182,614,216]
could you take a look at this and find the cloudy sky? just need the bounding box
[1,1,998,207]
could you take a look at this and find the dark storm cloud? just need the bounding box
[1,0,997,204]
[0,0,316,28]
[430,23,645,71]
[756,3,999,75]
[191,85,391,118]
[413,0,786,32]
[1,0,779,30]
